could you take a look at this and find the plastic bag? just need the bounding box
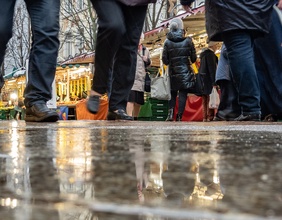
[209,87,220,109]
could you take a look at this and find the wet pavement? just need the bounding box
[0,120,282,220]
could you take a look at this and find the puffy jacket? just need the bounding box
[181,0,273,41]
[162,29,196,91]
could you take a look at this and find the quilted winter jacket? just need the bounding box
[162,29,197,91]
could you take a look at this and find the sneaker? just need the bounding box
[25,103,59,122]
[234,114,261,121]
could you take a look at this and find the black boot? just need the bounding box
[176,113,182,121]
[166,108,174,121]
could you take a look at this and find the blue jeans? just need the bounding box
[222,30,261,115]
[90,0,147,111]
[0,0,60,107]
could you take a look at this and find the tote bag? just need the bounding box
[151,67,171,100]
[118,0,156,6]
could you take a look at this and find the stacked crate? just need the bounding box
[150,98,169,121]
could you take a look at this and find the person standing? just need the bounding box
[198,41,218,122]
[181,0,274,121]
[162,18,197,121]
[213,44,241,121]
[254,1,282,121]
[127,33,151,120]
[87,1,155,120]
[0,0,60,122]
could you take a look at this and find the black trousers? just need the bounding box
[90,0,147,111]
[0,0,60,108]
[169,90,188,115]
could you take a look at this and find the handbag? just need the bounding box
[150,67,171,100]
[209,87,220,109]
[144,72,151,92]
[188,72,205,96]
[118,0,156,6]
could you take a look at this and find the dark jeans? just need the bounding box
[254,8,282,118]
[216,79,241,119]
[169,90,188,115]
[222,30,261,115]
[0,0,60,108]
[90,0,147,111]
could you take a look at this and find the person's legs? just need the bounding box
[222,30,261,120]
[109,4,147,112]
[0,0,16,67]
[90,1,126,96]
[202,95,209,122]
[177,90,188,121]
[166,90,177,121]
[126,102,134,117]
[23,0,60,122]
[215,79,241,120]
[133,103,141,118]
[24,0,60,107]
[254,9,282,120]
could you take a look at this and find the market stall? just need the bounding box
[56,52,108,120]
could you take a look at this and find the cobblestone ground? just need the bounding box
[0,120,282,220]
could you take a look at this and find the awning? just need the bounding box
[60,52,95,65]
[4,68,26,80]
[144,5,205,40]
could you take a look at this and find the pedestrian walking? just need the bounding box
[127,33,151,120]
[181,0,275,121]
[0,0,60,122]
[162,18,197,121]
[198,41,218,122]
[87,0,156,120]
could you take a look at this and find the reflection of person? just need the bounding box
[127,33,151,120]
[162,156,196,205]
[0,1,60,122]
[198,42,218,122]
[87,1,154,120]
[162,18,197,121]
[181,0,274,121]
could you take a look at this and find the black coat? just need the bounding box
[198,48,218,95]
[162,29,197,91]
[181,0,273,41]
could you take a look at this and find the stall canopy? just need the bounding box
[4,68,26,80]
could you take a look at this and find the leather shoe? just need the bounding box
[234,114,261,121]
[25,103,59,122]
[107,109,133,120]
[213,113,240,121]
[87,95,100,114]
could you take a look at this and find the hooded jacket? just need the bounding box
[162,29,196,91]
[181,0,273,41]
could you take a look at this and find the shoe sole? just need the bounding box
[25,113,59,122]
